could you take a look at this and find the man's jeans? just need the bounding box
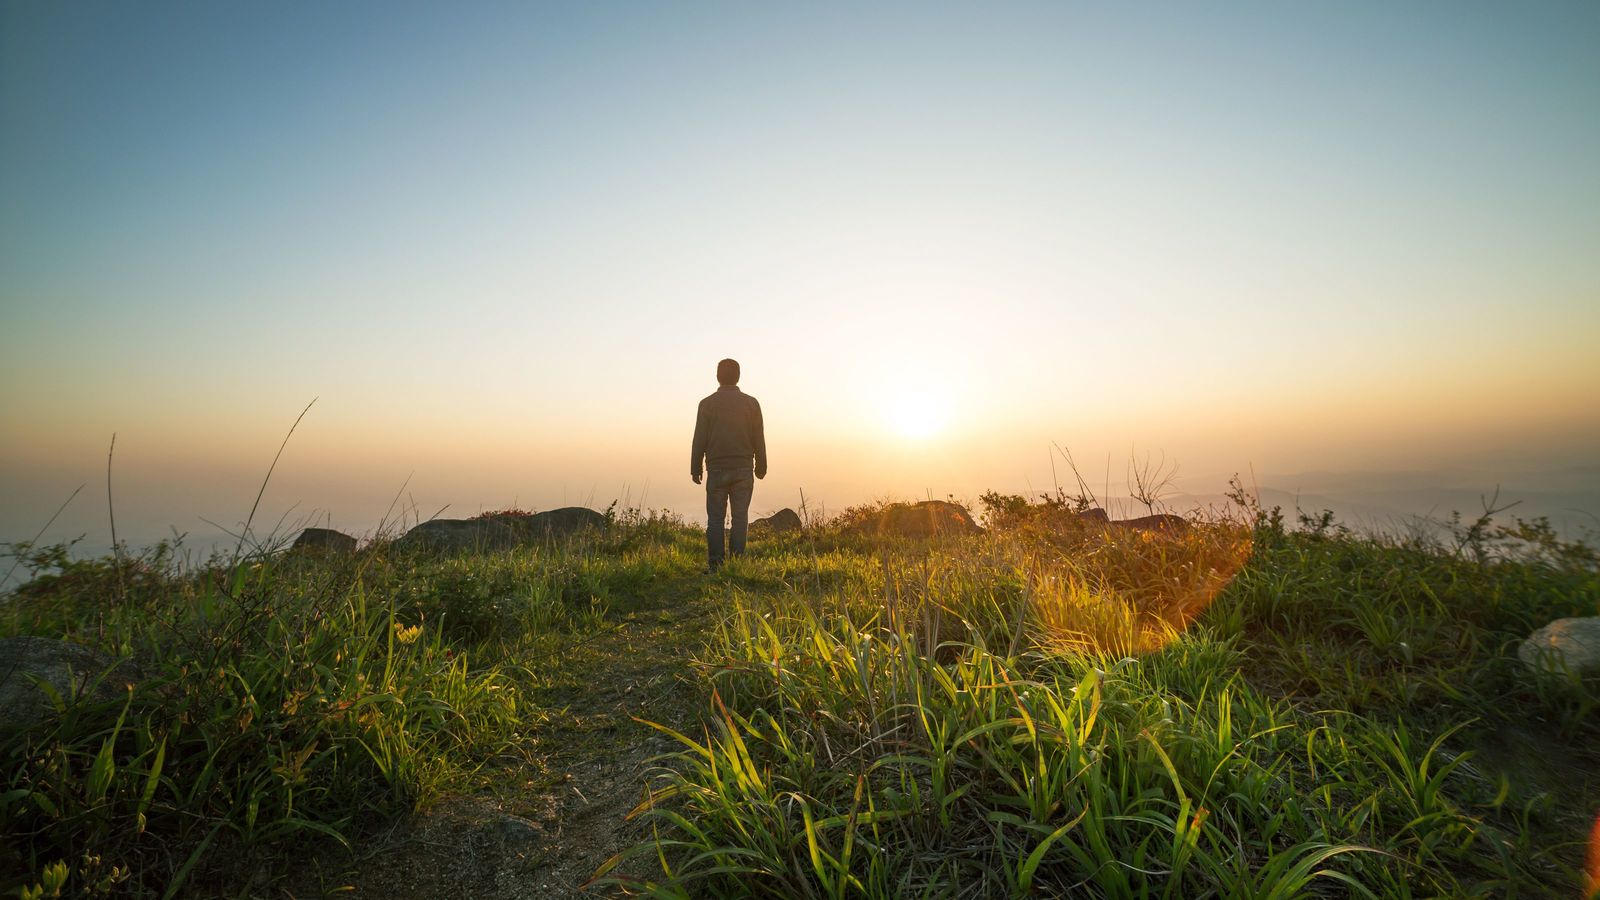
[705,468,754,569]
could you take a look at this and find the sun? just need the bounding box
[887,388,950,440]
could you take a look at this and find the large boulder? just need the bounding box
[0,636,141,730]
[751,508,802,533]
[291,527,357,554]
[532,506,608,535]
[861,501,982,538]
[1519,617,1600,677]
[395,507,606,554]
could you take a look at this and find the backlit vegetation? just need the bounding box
[1,512,690,896]
[3,492,1597,897]
[600,496,1599,897]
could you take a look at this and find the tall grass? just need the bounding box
[600,500,1599,897]
[1,509,696,897]
[4,495,1595,897]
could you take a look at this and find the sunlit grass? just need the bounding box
[598,500,1599,897]
[3,496,1596,897]
[0,509,698,896]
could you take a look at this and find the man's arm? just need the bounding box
[690,402,708,484]
[751,397,767,479]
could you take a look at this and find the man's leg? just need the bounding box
[728,469,755,559]
[705,472,729,570]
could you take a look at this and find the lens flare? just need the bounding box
[1587,809,1600,899]
[1015,513,1255,656]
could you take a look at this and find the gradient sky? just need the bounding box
[3,1,1598,550]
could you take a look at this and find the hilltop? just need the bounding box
[2,496,1597,897]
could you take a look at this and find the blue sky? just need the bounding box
[2,1,1598,545]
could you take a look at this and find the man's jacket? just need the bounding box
[691,386,767,477]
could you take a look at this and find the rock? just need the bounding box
[1112,513,1190,533]
[491,813,542,848]
[861,501,982,538]
[291,527,357,554]
[1519,617,1600,677]
[395,507,607,554]
[751,508,803,533]
[395,517,518,553]
[1071,509,1190,533]
[317,795,555,900]
[0,636,141,730]
[531,506,608,535]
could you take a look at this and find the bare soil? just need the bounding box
[295,576,715,899]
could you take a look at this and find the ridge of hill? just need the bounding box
[2,500,1597,897]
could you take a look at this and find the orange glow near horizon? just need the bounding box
[4,2,1600,554]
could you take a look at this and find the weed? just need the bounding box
[4,489,1596,897]
[603,495,1598,896]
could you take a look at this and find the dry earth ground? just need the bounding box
[297,574,717,899]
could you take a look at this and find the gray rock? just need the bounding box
[1111,513,1190,533]
[395,507,607,554]
[319,795,555,900]
[0,636,141,730]
[530,506,608,535]
[752,508,803,533]
[1519,617,1600,677]
[291,527,357,554]
[860,501,982,538]
[1072,509,1190,533]
[492,814,542,847]
[395,517,517,553]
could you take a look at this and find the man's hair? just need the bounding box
[717,358,740,386]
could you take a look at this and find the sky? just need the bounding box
[2,1,1598,553]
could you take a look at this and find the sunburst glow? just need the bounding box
[887,389,950,440]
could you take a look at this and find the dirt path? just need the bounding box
[308,575,716,899]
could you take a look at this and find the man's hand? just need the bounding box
[755,467,766,480]
[692,472,702,485]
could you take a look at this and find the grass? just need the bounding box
[2,495,1597,897]
[596,499,1599,897]
[1,509,699,897]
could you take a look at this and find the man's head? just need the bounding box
[717,358,740,386]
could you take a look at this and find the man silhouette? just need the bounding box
[691,358,766,572]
